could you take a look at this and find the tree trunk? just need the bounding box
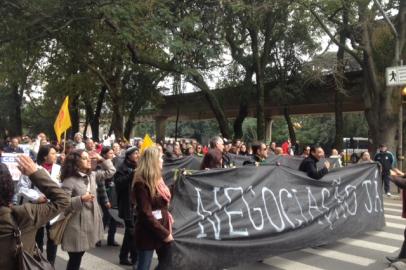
[108,119,114,136]
[10,84,22,136]
[334,90,344,151]
[124,102,143,140]
[255,73,265,141]
[110,83,124,140]
[233,70,253,139]
[83,118,89,140]
[250,28,265,141]
[359,1,399,154]
[233,99,248,139]
[333,7,348,152]
[191,73,232,138]
[173,74,181,141]
[84,100,94,138]
[90,86,107,141]
[284,107,296,144]
[69,95,80,139]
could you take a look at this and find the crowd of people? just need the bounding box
[0,131,405,269]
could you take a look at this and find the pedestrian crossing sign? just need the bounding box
[386,66,406,86]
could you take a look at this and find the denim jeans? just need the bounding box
[133,249,154,270]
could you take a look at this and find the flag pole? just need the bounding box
[63,131,67,154]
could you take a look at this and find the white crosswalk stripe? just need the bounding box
[385,207,403,213]
[385,214,404,220]
[302,248,375,266]
[263,256,326,270]
[337,238,399,253]
[384,202,403,208]
[366,231,403,241]
[386,222,405,229]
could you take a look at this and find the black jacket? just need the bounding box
[299,155,328,180]
[114,159,136,220]
[374,151,393,175]
[243,155,264,166]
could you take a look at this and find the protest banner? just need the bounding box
[264,155,342,169]
[162,163,384,269]
[1,153,24,181]
[163,156,202,186]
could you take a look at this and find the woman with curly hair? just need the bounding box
[60,149,116,270]
[133,146,174,270]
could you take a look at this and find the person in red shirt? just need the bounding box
[281,139,291,155]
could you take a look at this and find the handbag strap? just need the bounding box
[10,213,23,254]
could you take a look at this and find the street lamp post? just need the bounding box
[373,0,403,170]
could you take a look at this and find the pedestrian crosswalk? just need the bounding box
[54,198,404,270]
[247,198,404,270]
[301,248,375,266]
[336,238,399,253]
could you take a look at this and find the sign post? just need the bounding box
[386,66,406,86]
[386,65,406,172]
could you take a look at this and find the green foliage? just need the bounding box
[242,113,368,149]
[273,113,368,148]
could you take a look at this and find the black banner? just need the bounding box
[162,163,385,269]
[163,156,202,186]
[227,153,252,166]
[264,155,342,170]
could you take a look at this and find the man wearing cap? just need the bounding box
[113,146,139,265]
[374,144,394,196]
[222,138,234,167]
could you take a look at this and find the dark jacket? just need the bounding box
[374,151,393,175]
[243,155,264,166]
[299,155,328,180]
[0,169,70,270]
[114,159,136,220]
[222,152,233,168]
[133,180,170,250]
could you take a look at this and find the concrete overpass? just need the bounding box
[136,71,365,141]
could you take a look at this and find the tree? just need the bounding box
[102,0,234,138]
[305,0,406,155]
[220,0,320,140]
[0,40,45,136]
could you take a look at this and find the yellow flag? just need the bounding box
[54,96,72,143]
[140,134,154,153]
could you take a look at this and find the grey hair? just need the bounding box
[209,136,223,148]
